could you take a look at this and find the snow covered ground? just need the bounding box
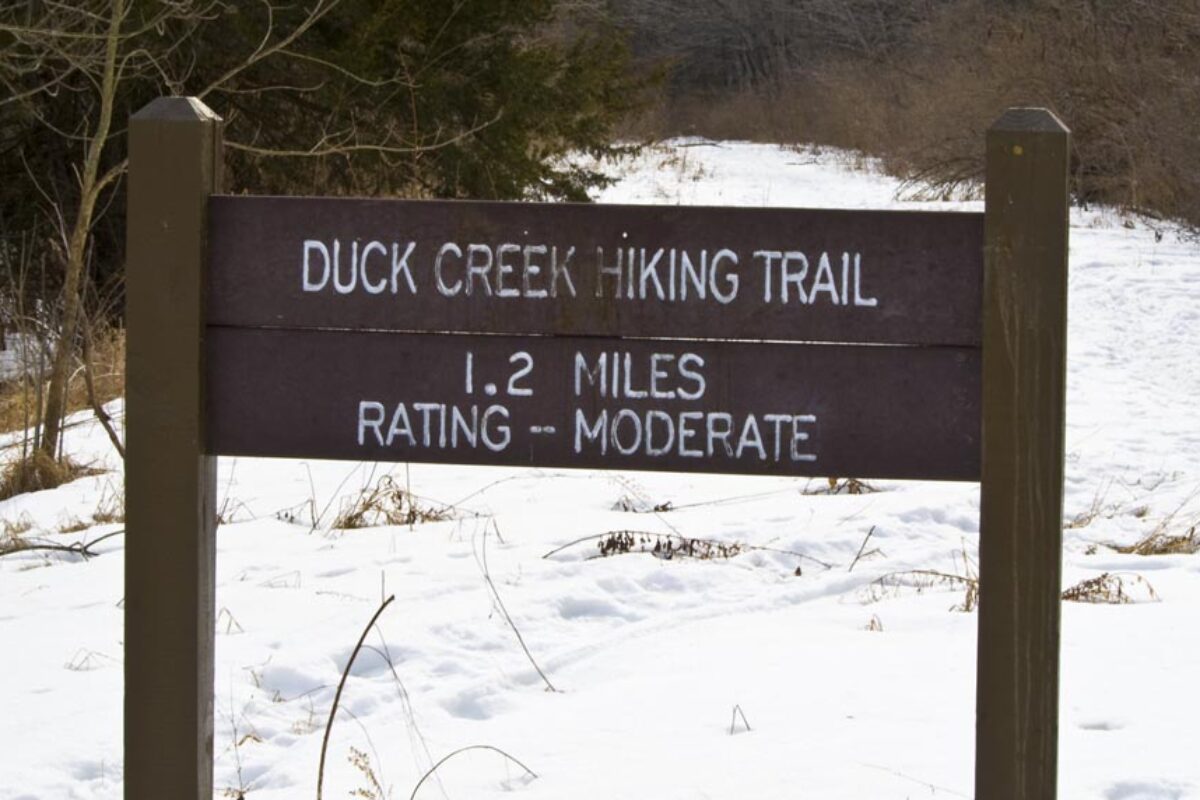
[2,141,1199,800]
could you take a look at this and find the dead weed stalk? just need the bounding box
[0,451,101,499]
[1109,492,1199,555]
[802,477,879,495]
[543,529,832,570]
[316,594,395,800]
[478,521,558,693]
[1114,526,1198,556]
[1064,480,1117,530]
[332,475,453,530]
[863,569,979,612]
[1062,572,1159,604]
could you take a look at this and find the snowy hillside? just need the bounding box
[2,141,1198,800]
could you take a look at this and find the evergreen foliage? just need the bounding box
[212,0,650,201]
[0,1,653,300]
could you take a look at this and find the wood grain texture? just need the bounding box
[125,97,221,800]
[976,107,1070,800]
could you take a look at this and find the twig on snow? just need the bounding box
[408,744,537,800]
[316,593,395,800]
[0,528,124,559]
[479,520,557,692]
[848,525,878,572]
[730,704,752,735]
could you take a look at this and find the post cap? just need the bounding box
[131,96,221,123]
[989,107,1069,135]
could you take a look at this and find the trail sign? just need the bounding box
[125,97,1069,800]
[206,195,985,479]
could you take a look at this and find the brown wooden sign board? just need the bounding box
[125,97,1069,800]
[207,328,981,480]
[208,195,983,347]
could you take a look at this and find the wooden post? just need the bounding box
[976,108,1071,800]
[125,97,222,799]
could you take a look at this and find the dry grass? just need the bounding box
[1062,572,1159,604]
[90,478,124,524]
[594,530,744,560]
[542,529,827,572]
[0,451,101,499]
[862,569,979,613]
[0,316,122,501]
[331,475,453,530]
[0,512,35,555]
[1112,526,1198,557]
[1109,493,1199,556]
[862,545,978,611]
[58,515,90,534]
[73,325,125,418]
[864,567,1162,609]
[347,746,386,800]
[0,376,41,439]
[0,326,124,436]
[612,493,674,513]
[1,512,34,537]
[1064,482,1117,530]
[802,477,879,496]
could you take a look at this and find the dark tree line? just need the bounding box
[609,0,947,95]
[612,0,1200,230]
[0,0,651,465]
[1,0,649,293]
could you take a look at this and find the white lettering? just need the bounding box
[853,253,878,307]
[677,353,706,400]
[360,241,388,294]
[522,245,548,298]
[645,410,675,456]
[466,244,493,296]
[552,246,577,298]
[755,250,780,302]
[303,240,331,292]
[611,409,642,455]
[791,414,818,461]
[496,243,520,298]
[386,403,416,447]
[781,251,809,304]
[435,242,463,296]
[810,252,839,304]
[574,352,607,397]
[575,408,608,454]
[481,405,511,451]
[595,246,622,298]
[710,249,739,304]
[649,353,676,399]
[358,401,385,445]
[677,411,703,457]
[391,242,418,295]
[706,412,734,457]
[333,240,356,294]
[736,415,767,460]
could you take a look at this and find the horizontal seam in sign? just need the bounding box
[202,323,983,351]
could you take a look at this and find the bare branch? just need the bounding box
[225,110,503,158]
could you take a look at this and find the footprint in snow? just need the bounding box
[1106,781,1189,800]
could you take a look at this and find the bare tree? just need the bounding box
[3,0,641,475]
[611,0,939,94]
[0,0,425,463]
